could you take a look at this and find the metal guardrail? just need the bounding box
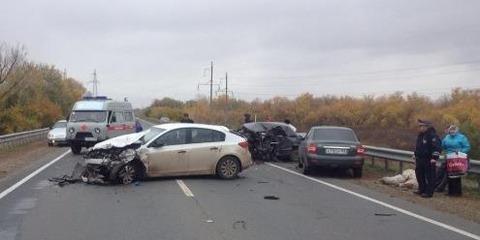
[0,128,49,151]
[364,145,480,191]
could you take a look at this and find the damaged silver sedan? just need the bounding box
[81,123,254,184]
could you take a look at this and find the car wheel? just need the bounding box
[48,142,53,147]
[117,164,137,185]
[353,167,363,178]
[71,144,81,154]
[216,156,241,179]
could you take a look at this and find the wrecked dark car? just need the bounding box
[238,122,302,161]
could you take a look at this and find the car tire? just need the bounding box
[216,156,241,179]
[117,163,138,185]
[48,142,53,147]
[353,167,363,178]
[71,144,81,154]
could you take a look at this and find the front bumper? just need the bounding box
[306,154,364,168]
[48,138,68,145]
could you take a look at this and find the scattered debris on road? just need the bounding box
[204,219,215,223]
[48,163,85,187]
[264,195,280,200]
[233,220,247,230]
[374,213,397,216]
[380,169,418,189]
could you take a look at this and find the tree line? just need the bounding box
[144,89,480,159]
[0,42,85,134]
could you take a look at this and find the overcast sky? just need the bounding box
[2,0,480,107]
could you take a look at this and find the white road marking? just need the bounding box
[266,163,480,240]
[0,150,71,201]
[176,180,194,197]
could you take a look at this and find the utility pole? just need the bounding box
[210,61,213,105]
[197,61,219,105]
[92,69,98,97]
[216,72,234,125]
[225,72,228,107]
[63,68,67,81]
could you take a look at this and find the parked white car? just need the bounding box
[47,120,67,146]
[82,123,254,184]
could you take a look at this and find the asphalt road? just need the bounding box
[0,120,479,240]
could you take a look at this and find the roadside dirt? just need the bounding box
[0,141,57,180]
[352,165,480,224]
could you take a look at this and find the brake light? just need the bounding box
[356,145,365,155]
[307,144,317,154]
[239,141,249,150]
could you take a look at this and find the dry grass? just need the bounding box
[352,159,480,223]
[0,141,51,179]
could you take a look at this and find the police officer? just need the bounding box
[414,119,442,198]
[180,113,194,123]
[244,113,252,123]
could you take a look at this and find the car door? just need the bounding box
[108,111,125,138]
[186,128,225,174]
[145,128,190,176]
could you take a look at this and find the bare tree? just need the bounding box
[0,42,27,85]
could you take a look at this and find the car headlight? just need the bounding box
[119,149,136,163]
[94,128,101,134]
[68,128,75,134]
[48,133,54,139]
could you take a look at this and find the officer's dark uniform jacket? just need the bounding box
[414,127,441,161]
[414,126,442,196]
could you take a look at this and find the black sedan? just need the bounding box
[298,126,365,177]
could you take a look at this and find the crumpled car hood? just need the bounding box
[92,132,146,150]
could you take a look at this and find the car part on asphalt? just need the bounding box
[264,195,280,200]
[49,163,86,186]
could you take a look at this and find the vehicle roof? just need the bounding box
[152,123,229,132]
[310,126,354,131]
[72,100,133,111]
[56,120,67,123]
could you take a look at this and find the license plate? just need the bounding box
[85,137,97,141]
[325,148,348,155]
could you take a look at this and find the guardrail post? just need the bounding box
[384,159,389,171]
[399,161,403,174]
[477,176,480,193]
[371,156,375,166]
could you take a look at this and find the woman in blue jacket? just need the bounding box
[440,125,471,196]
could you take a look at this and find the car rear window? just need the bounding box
[312,128,358,142]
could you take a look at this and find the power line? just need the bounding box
[229,67,480,89]
[233,59,480,80]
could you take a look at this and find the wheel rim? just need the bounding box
[119,165,135,184]
[220,158,238,177]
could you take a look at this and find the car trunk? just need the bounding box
[309,141,359,157]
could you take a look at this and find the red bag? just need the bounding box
[446,152,468,177]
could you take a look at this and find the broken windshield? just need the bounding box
[141,127,166,144]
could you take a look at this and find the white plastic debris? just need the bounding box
[380,169,418,189]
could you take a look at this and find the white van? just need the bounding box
[66,96,136,154]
